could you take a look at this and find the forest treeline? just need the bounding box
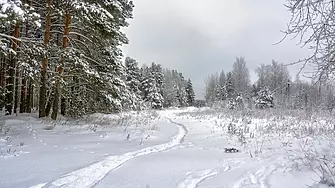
[0,0,195,119]
[205,57,335,111]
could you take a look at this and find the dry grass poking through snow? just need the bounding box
[178,108,335,187]
[35,110,160,133]
[0,110,161,158]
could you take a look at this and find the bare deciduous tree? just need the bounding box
[285,0,335,80]
[231,57,250,95]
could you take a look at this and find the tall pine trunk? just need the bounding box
[51,10,70,120]
[20,77,26,113]
[45,87,54,116]
[0,55,6,110]
[5,23,20,115]
[39,0,52,118]
[13,65,19,114]
[51,73,61,120]
[61,97,66,116]
[26,77,33,113]
[20,10,30,113]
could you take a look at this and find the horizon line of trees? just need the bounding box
[205,57,335,111]
[123,57,195,111]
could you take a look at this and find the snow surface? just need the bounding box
[41,118,187,188]
[1,108,334,188]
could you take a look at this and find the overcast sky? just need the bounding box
[122,0,312,99]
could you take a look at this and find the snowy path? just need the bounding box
[93,116,255,188]
[93,115,319,188]
[38,118,187,188]
[2,110,324,188]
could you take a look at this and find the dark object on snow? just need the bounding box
[126,133,130,140]
[224,148,239,153]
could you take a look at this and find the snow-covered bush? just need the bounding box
[254,87,274,109]
[81,110,160,132]
[211,100,226,109]
[178,107,335,151]
[295,140,335,187]
[178,107,335,187]
[227,95,244,110]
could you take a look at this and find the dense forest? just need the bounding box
[0,0,195,119]
[205,57,335,111]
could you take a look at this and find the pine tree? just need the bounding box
[50,0,134,117]
[255,61,291,108]
[150,62,164,96]
[38,0,53,118]
[185,79,195,106]
[141,66,163,109]
[216,70,226,101]
[162,69,179,107]
[5,22,20,115]
[0,0,196,119]
[146,83,163,109]
[1,0,40,114]
[254,87,274,109]
[51,1,71,120]
[204,73,218,105]
[176,72,188,107]
[0,54,6,110]
[214,84,225,102]
[225,72,236,100]
[226,72,244,109]
[124,57,142,110]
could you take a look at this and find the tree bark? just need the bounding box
[20,77,26,113]
[51,67,62,120]
[13,64,19,114]
[51,9,70,120]
[26,77,33,113]
[61,97,66,115]
[45,87,54,116]
[20,7,30,114]
[5,23,20,115]
[0,55,5,110]
[39,0,52,118]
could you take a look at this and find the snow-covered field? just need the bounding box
[1,108,334,188]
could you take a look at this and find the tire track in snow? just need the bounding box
[177,166,231,188]
[233,161,284,188]
[177,159,247,188]
[29,183,47,188]
[34,118,187,188]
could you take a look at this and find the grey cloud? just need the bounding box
[122,0,312,99]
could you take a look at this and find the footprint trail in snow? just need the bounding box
[34,118,187,188]
[178,166,231,188]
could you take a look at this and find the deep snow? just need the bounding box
[1,108,334,188]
